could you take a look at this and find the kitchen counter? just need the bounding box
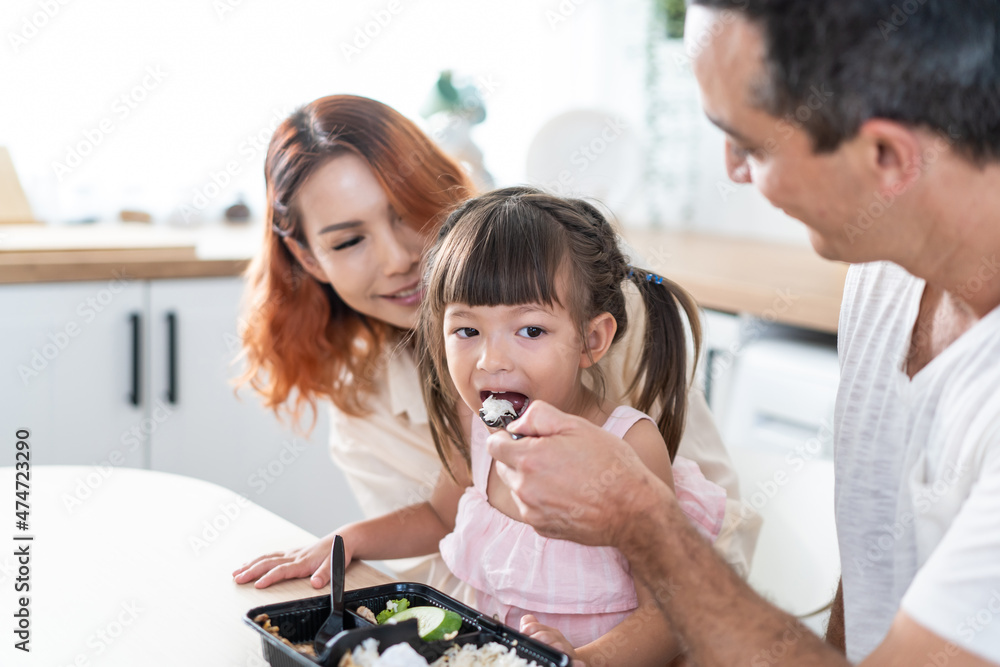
[624,229,848,334]
[0,222,258,284]
[0,223,848,333]
[0,465,392,666]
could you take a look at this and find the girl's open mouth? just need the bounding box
[479,391,529,416]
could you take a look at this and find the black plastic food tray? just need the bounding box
[244,581,570,667]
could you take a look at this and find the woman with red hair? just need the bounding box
[232,95,757,600]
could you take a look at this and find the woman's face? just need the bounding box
[288,153,429,330]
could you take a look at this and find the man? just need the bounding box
[490,1,1000,665]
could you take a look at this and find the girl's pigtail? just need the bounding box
[627,268,702,461]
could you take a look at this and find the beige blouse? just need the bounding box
[328,284,761,600]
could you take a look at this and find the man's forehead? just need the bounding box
[685,6,765,65]
[685,6,767,117]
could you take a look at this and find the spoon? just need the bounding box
[495,412,524,440]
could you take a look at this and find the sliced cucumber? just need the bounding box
[385,606,463,641]
[375,598,410,624]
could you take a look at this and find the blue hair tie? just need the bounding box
[626,265,664,285]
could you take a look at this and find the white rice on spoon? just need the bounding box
[479,395,517,426]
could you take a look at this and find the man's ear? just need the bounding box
[282,236,329,284]
[856,119,925,198]
[580,312,617,369]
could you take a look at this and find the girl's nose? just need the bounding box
[477,339,513,374]
[725,139,753,184]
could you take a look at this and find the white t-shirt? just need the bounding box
[835,261,1000,663]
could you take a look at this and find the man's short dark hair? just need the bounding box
[689,0,1000,164]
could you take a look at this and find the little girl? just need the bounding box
[337,187,726,666]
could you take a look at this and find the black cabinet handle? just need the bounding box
[129,312,141,407]
[166,311,178,404]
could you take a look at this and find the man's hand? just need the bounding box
[487,400,668,548]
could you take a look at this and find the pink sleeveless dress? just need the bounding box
[439,406,727,647]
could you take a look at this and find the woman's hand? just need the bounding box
[232,532,350,589]
[519,615,582,666]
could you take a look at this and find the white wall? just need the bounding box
[1,0,615,222]
[1,0,805,243]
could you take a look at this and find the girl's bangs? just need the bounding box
[435,204,567,309]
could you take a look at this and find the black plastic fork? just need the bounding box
[313,535,346,660]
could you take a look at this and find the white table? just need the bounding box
[0,466,390,667]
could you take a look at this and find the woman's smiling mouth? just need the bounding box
[382,283,423,306]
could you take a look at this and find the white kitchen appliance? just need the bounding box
[715,325,842,634]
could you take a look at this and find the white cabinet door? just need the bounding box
[147,277,362,535]
[0,279,147,468]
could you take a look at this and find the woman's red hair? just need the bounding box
[237,95,474,431]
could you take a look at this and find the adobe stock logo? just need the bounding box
[50,67,168,182]
[878,0,929,40]
[7,0,75,54]
[340,1,404,63]
[18,271,132,386]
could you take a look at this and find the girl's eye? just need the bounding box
[517,326,545,339]
[454,327,479,339]
[332,237,363,251]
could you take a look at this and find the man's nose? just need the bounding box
[725,140,753,184]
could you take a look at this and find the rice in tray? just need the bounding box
[339,638,541,667]
[340,639,427,667]
[432,642,541,667]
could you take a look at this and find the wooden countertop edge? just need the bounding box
[346,561,396,589]
[0,257,250,284]
[623,230,847,334]
[668,268,844,334]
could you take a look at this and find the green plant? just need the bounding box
[655,0,687,39]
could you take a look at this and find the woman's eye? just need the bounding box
[455,327,479,339]
[332,237,363,251]
[517,326,544,339]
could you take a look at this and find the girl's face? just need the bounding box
[442,283,613,420]
[288,153,429,330]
